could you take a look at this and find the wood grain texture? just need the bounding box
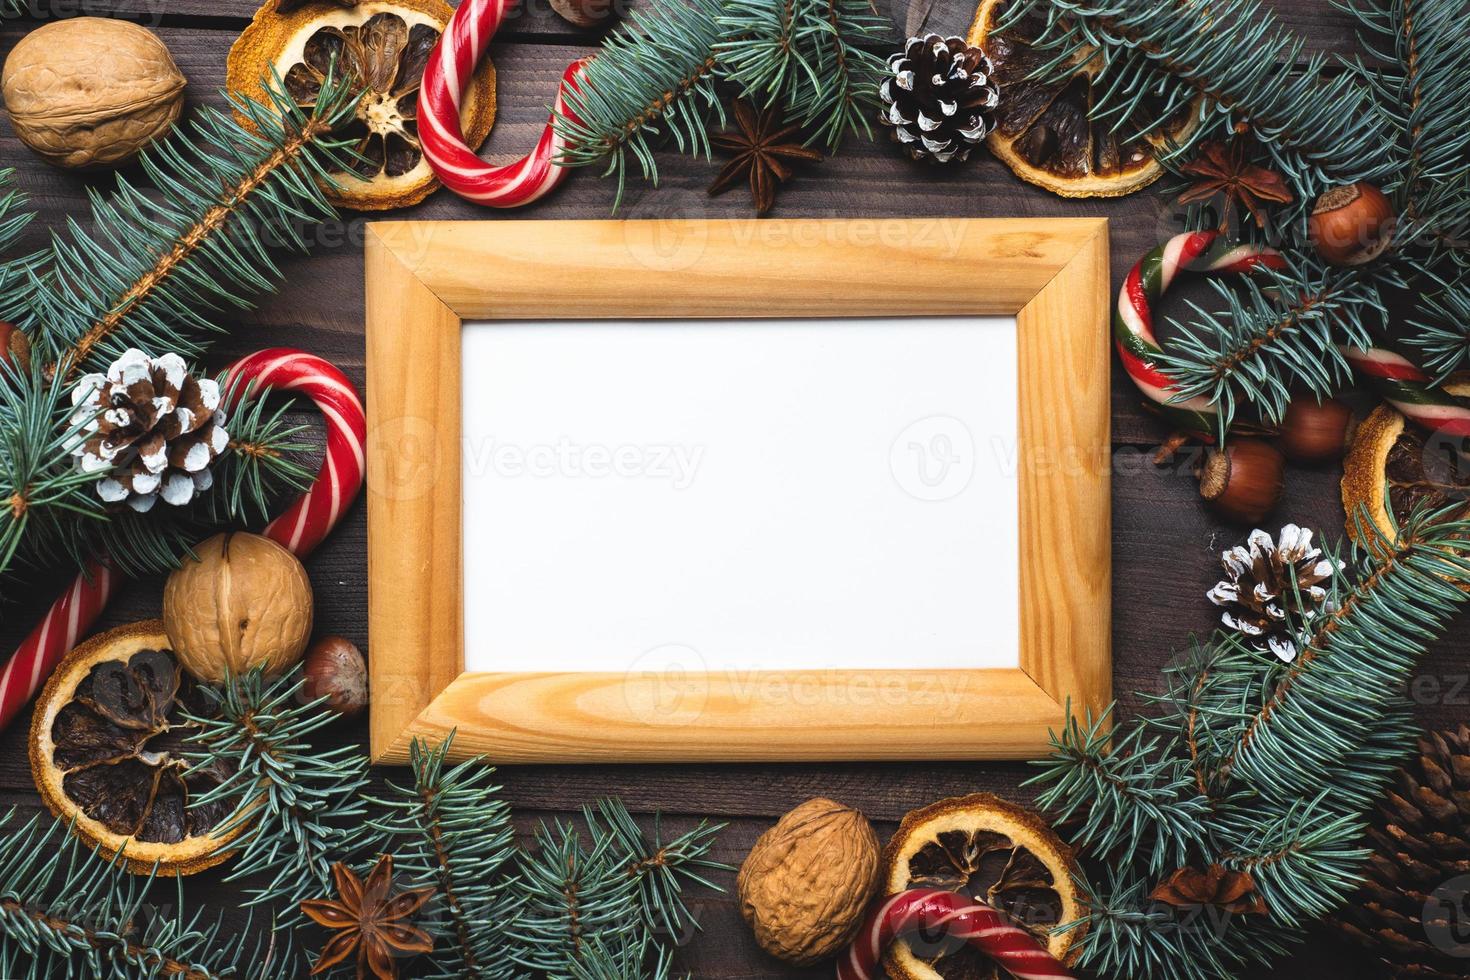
[0,3,1455,977]
[368,217,1100,317]
[1016,220,1110,718]
[367,218,1110,764]
[365,226,466,760]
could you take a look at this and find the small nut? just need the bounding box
[548,0,613,28]
[163,532,314,683]
[738,797,880,965]
[301,635,368,718]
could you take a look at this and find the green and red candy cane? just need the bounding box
[1117,230,1470,440]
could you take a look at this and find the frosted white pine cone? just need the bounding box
[69,348,229,513]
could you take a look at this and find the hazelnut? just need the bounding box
[738,797,880,965]
[162,532,314,683]
[1276,395,1356,464]
[1197,438,1285,525]
[301,636,368,718]
[1308,183,1396,267]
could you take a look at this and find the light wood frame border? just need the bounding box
[365,218,1110,765]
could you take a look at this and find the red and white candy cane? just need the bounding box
[839,889,1074,980]
[1341,345,1470,438]
[1115,230,1287,439]
[418,0,590,206]
[0,348,365,732]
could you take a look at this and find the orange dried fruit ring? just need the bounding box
[967,0,1199,198]
[880,793,1086,979]
[1342,376,1470,566]
[29,620,244,875]
[226,0,496,211]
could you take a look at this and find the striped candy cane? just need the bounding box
[1340,345,1470,438]
[0,349,365,732]
[418,0,590,207]
[1115,230,1287,437]
[838,889,1074,980]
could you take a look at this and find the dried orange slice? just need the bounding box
[1342,377,1470,556]
[29,620,243,875]
[967,0,1198,198]
[881,793,1086,979]
[227,0,495,211]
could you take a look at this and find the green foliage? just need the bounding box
[179,676,728,980]
[716,0,889,149]
[353,735,521,979]
[184,669,370,911]
[1154,257,1388,439]
[1029,506,1470,980]
[0,72,358,607]
[1034,0,1470,435]
[0,809,291,979]
[21,71,360,372]
[554,0,889,205]
[1339,0,1470,264]
[1001,0,1391,200]
[514,800,727,976]
[1404,276,1470,381]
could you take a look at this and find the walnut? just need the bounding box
[2,18,185,169]
[162,532,314,684]
[737,797,880,965]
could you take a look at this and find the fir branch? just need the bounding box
[1035,507,1470,979]
[1338,0,1470,258]
[513,800,727,976]
[1154,258,1386,437]
[17,72,360,376]
[554,0,726,206]
[1404,275,1470,380]
[0,809,291,980]
[184,669,370,913]
[1028,707,1214,877]
[353,734,521,980]
[1003,0,1392,201]
[716,0,888,149]
[1226,506,1470,803]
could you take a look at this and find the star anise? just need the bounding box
[1150,864,1268,916]
[1178,139,1294,230]
[708,98,823,215]
[301,854,435,979]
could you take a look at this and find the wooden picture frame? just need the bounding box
[365,218,1110,765]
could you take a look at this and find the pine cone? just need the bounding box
[69,348,229,513]
[1206,524,1341,662]
[1332,726,1470,978]
[879,34,1000,164]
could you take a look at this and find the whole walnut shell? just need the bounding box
[738,797,880,965]
[2,18,186,169]
[163,532,314,684]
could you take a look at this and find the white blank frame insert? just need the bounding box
[461,316,1021,676]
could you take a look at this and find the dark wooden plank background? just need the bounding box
[0,0,1463,976]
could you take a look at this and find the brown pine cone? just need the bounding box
[1333,726,1470,978]
[69,348,229,513]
